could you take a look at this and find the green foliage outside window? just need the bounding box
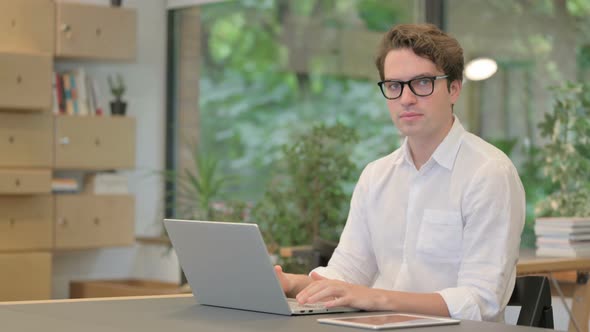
[199,0,405,207]
[535,82,590,218]
[252,122,359,251]
[195,0,579,252]
[182,0,407,260]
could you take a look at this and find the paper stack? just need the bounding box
[83,173,128,195]
[535,218,590,257]
[52,178,79,193]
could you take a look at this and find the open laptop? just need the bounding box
[164,219,359,315]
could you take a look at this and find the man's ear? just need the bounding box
[449,79,462,104]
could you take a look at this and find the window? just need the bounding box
[167,0,418,210]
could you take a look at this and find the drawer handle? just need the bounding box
[8,136,15,144]
[61,23,71,32]
[58,218,68,227]
[11,19,16,28]
[16,75,22,84]
[95,138,101,146]
[61,23,73,39]
[93,218,101,226]
[15,178,20,187]
[9,218,16,227]
[59,137,70,145]
[96,28,102,37]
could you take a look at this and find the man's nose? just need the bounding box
[399,85,417,106]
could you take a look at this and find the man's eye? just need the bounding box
[416,78,431,86]
[387,82,401,90]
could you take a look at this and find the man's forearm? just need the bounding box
[293,275,453,316]
[379,290,450,317]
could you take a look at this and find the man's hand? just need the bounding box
[295,272,386,311]
[274,265,293,294]
[274,265,315,298]
[281,270,449,317]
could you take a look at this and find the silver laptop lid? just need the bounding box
[164,219,293,315]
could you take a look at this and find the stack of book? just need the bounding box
[52,178,79,193]
[83,173,128,195]
[52,68,104,116]
[535,218,590,257]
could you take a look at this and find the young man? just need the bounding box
[274,23,525,322]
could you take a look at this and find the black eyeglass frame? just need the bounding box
[377,75,449,100]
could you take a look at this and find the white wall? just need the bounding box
[52,0,179,298]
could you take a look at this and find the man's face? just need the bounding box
[383,48,461,142]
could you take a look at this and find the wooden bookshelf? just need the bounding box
[0,0,137,301]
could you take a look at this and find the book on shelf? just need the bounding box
[52,73,59,114]
[57,73,64,114]
[91,75,105,115]
[87,74,99,115]
[62,72,74,115]
[52,68,104,116]
[75,68,90,116]
[52,178,79,193]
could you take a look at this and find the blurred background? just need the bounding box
[2,1,590,330]
[167,0,590,251]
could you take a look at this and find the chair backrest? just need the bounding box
[311,237,338,267]
[508,276,554,329]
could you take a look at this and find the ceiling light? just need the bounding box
[464,57,498,81]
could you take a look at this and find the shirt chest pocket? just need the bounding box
[416,209,463,262]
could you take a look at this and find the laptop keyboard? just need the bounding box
[287,298,327,310]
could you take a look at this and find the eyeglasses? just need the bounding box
[377,75,449,100]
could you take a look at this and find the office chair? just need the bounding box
[508,275,554,329]
[310,237,338,267]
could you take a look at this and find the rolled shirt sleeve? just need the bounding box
[438,161,525,321]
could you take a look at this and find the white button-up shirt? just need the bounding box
[312,116,525,321]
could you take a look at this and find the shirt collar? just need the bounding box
[399,137,413,167]
[396,116,466,170]
[431,116,465,170]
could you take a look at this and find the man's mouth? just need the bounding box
[400,112,423,119]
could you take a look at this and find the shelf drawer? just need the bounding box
[0,113,53,167]
[55,194,135,249]
[0,0,55,53]
[56,3,136,60]
[54,116,135,170]
[0,252,52,301]
[0,169,51,194]
[0,195,53,251]
[0,53,52,111]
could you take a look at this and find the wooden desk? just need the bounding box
[0,295,552,331]
[518,250,590,332]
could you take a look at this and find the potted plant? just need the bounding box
[161,146,248,284]
[162,148,245,222]
[108,74,127,116]
[534,82,590,256]
[252,122,359,272]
